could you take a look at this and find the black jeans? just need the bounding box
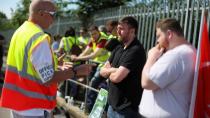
[86,66,108,113]
[107,106,142,118]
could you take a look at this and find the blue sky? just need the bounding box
[0,0,78,19]
[0,0,20,19]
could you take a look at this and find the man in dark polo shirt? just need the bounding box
[100,16,146,118]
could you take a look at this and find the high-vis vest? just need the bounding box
[0,21,57,111]
[92,32,110,63]
[61,36,79,53]
[78,36,89,45]
[108,34,117,40]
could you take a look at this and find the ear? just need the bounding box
[40,12,44,16]
[130,28,135,35]
[38,10,43,16]
[167,30,173,40]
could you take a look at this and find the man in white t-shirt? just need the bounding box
[139,18,196,118]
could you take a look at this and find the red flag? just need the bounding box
[193,16,210,118]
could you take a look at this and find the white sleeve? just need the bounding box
[148,52,181,88]
[59,39,64,49]
[30,39,54,83]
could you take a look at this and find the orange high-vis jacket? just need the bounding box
[0,21,57,111]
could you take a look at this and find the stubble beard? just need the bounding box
[118,36,129,44]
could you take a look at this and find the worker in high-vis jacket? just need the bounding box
[0,0,92,118]
[71,25,110,64]
[58,27,81,56]
[77,27,89,49]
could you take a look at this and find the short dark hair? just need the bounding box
[119,16,138,34]
[156,18,184,36]
[65,27,75,37]
[54,34,61,41]
[88,25,99,32]
[106,20,118,27]
[80,27,87,33]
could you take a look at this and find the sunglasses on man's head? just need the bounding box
[43,11,56,18]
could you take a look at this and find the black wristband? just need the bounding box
[72,66,77,77]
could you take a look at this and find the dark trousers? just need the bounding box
[86,66,108,113]
[59,77,78,97]
[107,106,142,118]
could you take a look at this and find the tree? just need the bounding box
[54,0,131,27]
[0,12,7,19]
[0,11,13,31]
[10,0,30,28]
[10,0,131,28]
[74,0,131,27]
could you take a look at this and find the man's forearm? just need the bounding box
[46,64,92,85]
[141,59,160,90]
[100,67,115,78]
[109,67,118,74]
[100,68,110,78]
[77,54,94,61]
[45,69,73,85]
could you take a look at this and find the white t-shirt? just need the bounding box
[139,44,196,118]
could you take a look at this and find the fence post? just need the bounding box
[119,6,122,19]
[184,0,190,37]
[56,17,60,35]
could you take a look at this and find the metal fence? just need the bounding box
[47,0,210,52]
[93,0,210,51]
[49,16,82,36]
[3,0,210,51]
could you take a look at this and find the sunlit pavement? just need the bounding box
[0,107,11,118]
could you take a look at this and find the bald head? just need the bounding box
[29,0,56,16]
[28,0,56,29]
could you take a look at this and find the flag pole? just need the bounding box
[188,8,205,118]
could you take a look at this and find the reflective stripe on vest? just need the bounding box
[23,32,47,74]
[7,65,43,84]
[3,83,55,101]
[65,37,71,52]
[4,65,56,98]
[78,36,88,45]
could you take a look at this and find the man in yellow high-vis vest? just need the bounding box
[0,0,92,118]
[71,25,110,64]
[58,27,81,56]
[78,27,89,49]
